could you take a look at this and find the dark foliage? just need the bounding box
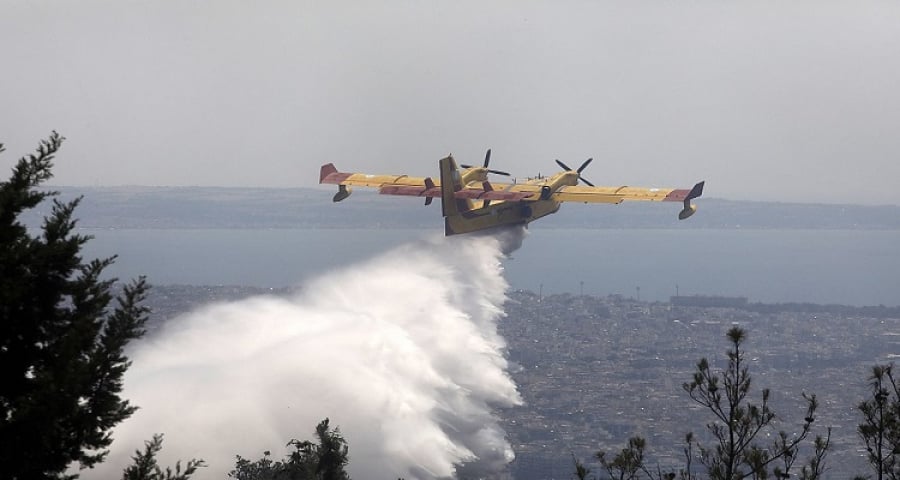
[121,434,205,480]
[0,132,149,478]
[858,364,900,480]
[229,418,351,480]
[681,327,820,479]
[588,327,829,480]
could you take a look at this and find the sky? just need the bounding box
[1,1,899,205]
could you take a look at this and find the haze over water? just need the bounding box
[81,227,900,307]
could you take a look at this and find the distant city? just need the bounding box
[142,284,899,479]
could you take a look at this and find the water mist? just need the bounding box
[88,229,525,479]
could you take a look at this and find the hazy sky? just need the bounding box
[2,1,898,205]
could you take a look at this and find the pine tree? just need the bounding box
[588,327,829,480]
[229,418,351,480]
[121,434,205,480]
[0,132,150,478]
[682,327,821,479]
[858,363,900,480]
[286,418,351,480]
[596,436,647,480]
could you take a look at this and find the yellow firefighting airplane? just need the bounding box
[319,150,704,235]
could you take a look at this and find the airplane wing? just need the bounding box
[319,163,431,189]
[551,183,704,204]
[505,182,704,204]
[319,164,534,201]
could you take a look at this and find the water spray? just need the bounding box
[88,229,526,480]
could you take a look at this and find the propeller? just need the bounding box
[555,158,595,186]
[461,149,511,176]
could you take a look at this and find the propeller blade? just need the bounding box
[464,149,508,176]
[557,158,594,185]
[577,158,593,174]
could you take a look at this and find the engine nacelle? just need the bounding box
[540,185,552,200]
[333,185,352,202]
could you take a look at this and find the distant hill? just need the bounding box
[24,186,900,230]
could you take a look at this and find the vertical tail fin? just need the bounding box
[439,155,472,235]
[439,155,471,217]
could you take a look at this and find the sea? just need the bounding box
[79,227,900,307]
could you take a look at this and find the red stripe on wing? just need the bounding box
[379,185,441,197]
[454,190,533,201]
[663,189,690,202]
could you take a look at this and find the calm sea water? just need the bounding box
[79,227,900,306]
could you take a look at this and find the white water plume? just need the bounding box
[89,229,525,480]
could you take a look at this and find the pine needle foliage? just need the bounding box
[0,132,150,479]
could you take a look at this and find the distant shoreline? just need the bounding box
[141,285,900,324]
[24,186,900,230]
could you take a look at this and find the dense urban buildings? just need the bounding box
[143,285,898,479]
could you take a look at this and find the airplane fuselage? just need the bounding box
[444,171,579,235]
[444,198,562,235]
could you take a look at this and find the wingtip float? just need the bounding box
[319,150,705,235]
[677,181,705,220]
